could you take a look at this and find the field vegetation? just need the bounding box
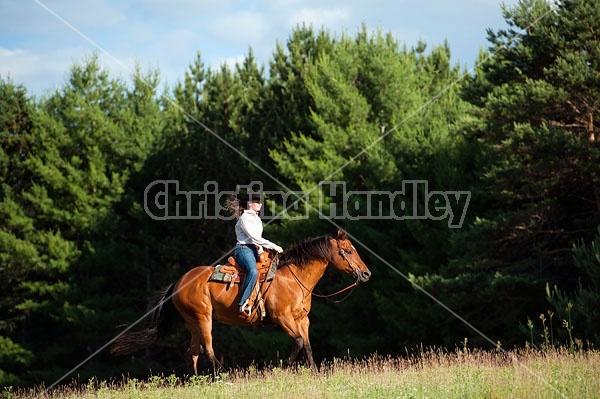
[6,346,598,399]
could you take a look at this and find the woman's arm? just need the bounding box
[239,213,282,252]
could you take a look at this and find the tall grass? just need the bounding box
[5,346,598,399]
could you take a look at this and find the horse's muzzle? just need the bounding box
[358,270,371,282]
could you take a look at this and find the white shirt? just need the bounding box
[235,210,278,253]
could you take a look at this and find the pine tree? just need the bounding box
[0,78,37,386]
[440,0,600,347]
[0,56,167,384]
[270,26,475,354]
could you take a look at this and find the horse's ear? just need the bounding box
[336,230,347,241]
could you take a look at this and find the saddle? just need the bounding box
[209,251,277,286]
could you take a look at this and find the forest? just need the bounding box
[1,0,598,388]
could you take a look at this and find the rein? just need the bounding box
[312,280,359,303]
[288,239,360,304]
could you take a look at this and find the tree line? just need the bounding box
[1,0,598,387]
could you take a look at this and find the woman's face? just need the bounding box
[249,201,262,213]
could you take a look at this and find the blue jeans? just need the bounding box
[234,245,259,306]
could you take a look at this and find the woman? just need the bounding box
[232,194,283,316]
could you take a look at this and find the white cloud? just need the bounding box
[210,11,271,47]
[146,29,204,86]
[0,49,40,77]
[150,29,202,61]
[48,0,127,28]
[127,24,157,43]
[129,0,232,24]
[0,47,84,96]
[286,7,350,29]
[217,55,246,71]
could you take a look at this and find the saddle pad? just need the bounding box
[209,261,277,284]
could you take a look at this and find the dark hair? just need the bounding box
[239,193,263,203]
[224,195,243,218]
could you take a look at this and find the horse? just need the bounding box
[110,230,371,374]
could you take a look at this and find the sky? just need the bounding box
[1,0,520,97]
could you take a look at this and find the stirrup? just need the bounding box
[239,300,252,316]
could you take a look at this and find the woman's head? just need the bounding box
[248,200,262,213]
[225,193,263,217]
[242,194,262,212]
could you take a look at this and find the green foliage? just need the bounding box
[0,56,166,385]
[447,0,600,346]
[7,348,600,399]
[270,25,476,353]
[547,227,600,344]
[0,336,33,386]
[1,2,599,387]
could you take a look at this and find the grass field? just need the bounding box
[6,346,599,399]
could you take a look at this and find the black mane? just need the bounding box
[278,235,333,268]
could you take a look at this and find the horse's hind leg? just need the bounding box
[185,329,204,375]
[197,316,223,376]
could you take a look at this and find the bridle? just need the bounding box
[334,238,359,276]
[289,238,360,303]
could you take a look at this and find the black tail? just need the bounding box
[110,283,177,356]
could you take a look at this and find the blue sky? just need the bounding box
[1,0,519,97]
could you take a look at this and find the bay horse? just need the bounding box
[110,230,371,373]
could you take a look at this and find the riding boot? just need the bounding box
[239,299,252,316]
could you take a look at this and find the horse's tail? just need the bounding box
[110,283,178,356]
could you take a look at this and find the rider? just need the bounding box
[233,193,283,316]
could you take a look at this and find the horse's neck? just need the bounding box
[284,259,329,289]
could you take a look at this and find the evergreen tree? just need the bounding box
[0,56,166,384]
[547,226,600,344]
[0,78,37,386]
[270,26,475,355]
[438,0,600,347]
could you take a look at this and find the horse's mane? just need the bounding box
[278,235,333,268]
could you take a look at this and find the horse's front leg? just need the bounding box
[298,316,315,368]
[272,313,304,365]
[288,336,304,365]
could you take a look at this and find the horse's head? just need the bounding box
[329,230,371,283]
